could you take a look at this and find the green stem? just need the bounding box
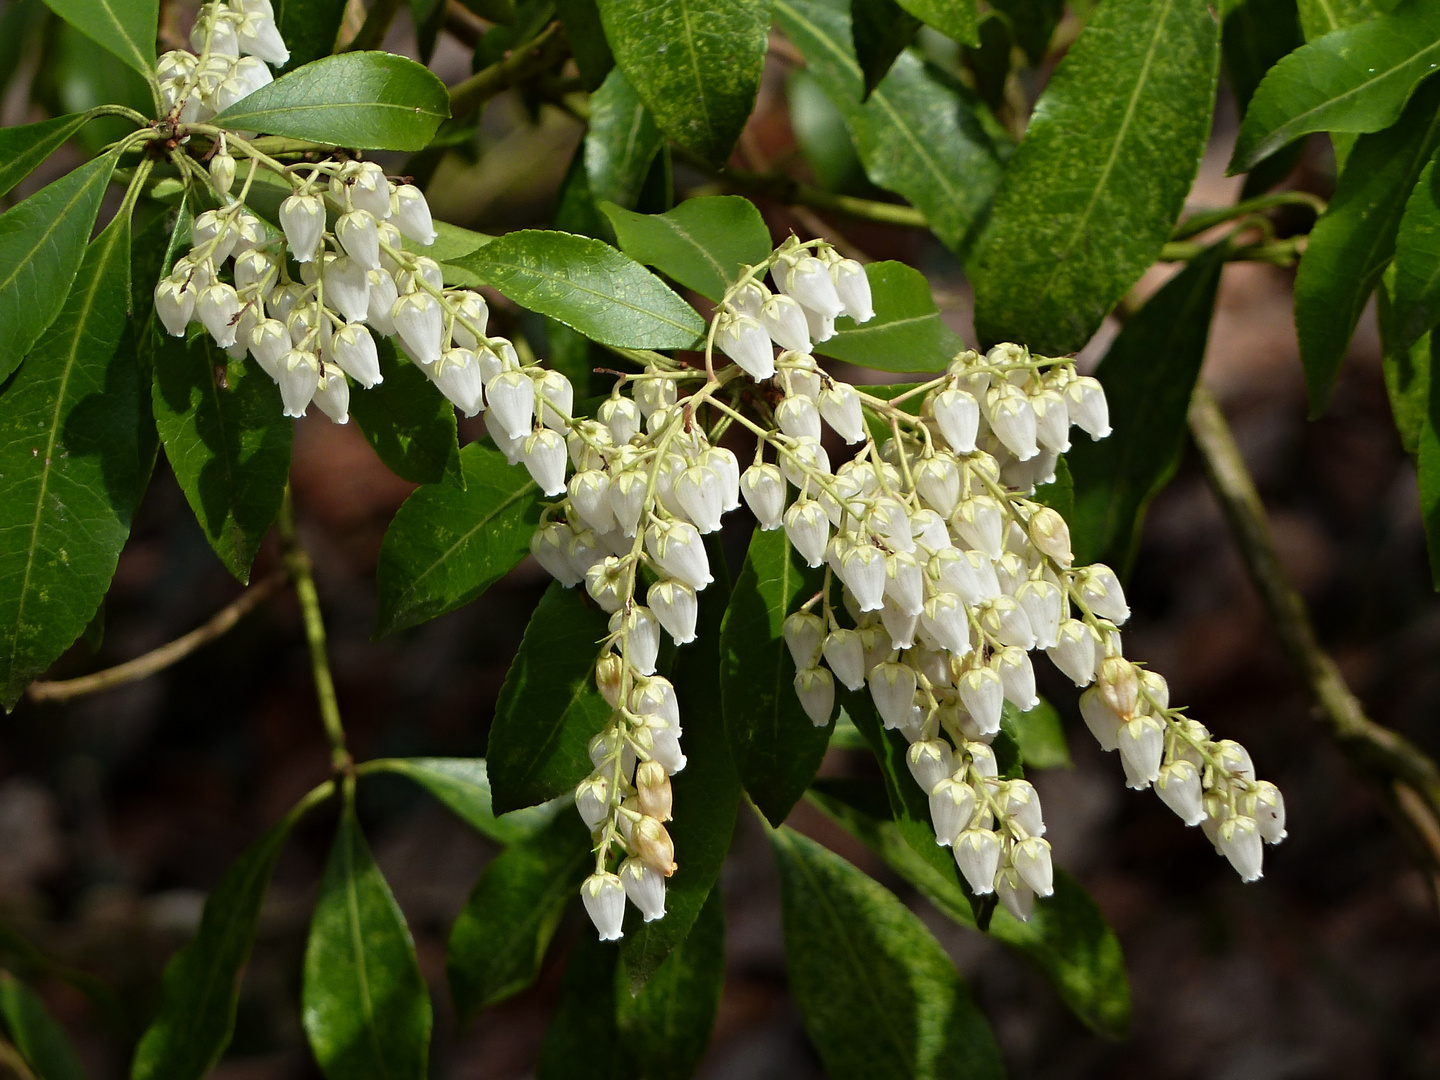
[1170,190,1327,241]
[449,20,568,118]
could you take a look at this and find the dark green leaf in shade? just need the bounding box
[770,825,1006,1080]
[1415,335,1440,586]
[364,758,562,843]
[215,52,451,152]
[987,0,1061,64]
[0,188,146,711]
[595,0,770,166]
[374,442,542,636]
[450,230,705,348]
[0,973,85,1080]
[853,0,922,93]
[897,0,979,45]
[302,800,431,1080]
[815,260,964,373]
[601,196,773,302]
[40,0,157,77]
[616,888,726,1080]
[556,0,615,88]
[720,526,829,826]
[1390,151,1440,354]
[585,67,664,212]
[535,933,625,1080]
[969,0,1219,353]
[151,334,293,583]
[1294,78,1440,417]
[1066,243,1227,571]
[962,14,1014,115]
[1221,0,1303,116]
[277,0,349,67]
[348,341,462,487]
[1001,698,1072,770]
[131,783,334,1080]
[487,582,612,814]
[1378,269,1430,457]
[0,150,119,383]
[1229,0,1440,173]
[0,113,94,199]
[446,813,592,1018]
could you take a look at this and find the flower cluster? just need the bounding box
[157,0,288,124]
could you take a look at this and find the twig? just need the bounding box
[1188,385,1440,890]
[448,21,569,118]
[27,573,286,704]
[1172,191,1327,241]
[445,0,487,46]
[343,0,405,52]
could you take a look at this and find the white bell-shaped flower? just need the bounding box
[803,305,835,344]
[619,857,667,922]
[932,388,980,454]
[675,464,725,533]
[1217,815,1264,881]
[225,305,260,360]
[954,495,1004,559]
[276,348,320,418]
[1064,376,1111,439]
[236,11,289,64]
[793,667,835,726]
[958,666,1004,736]
[535,369,573,430]
[335,211,381,271]
[635,373,678,417]
[778,251,844,317]
[485,369,535,440]
[868,662,917,730]
[995,647,1039,710]
[776,394,821,441]
[818,382,866,443]
[1013,837,1054,897]
[784,501,830,568]
[321,255,370,324]
[609,471,647,537]
[585,558,627,613]
[522,428,567,495]
[575,775,609,829]
[154,278,196,337]
[1015,580,1062,650]
[648,579,699,645]
[967,741,999,779]
[347,162,393,220]
[995,866,1035,921]
[868,498,915,554]
[954,829,1001,895]
[192,210,239,263]
[1117,714,1164,788]
[740,463,786,530]
[193,10,241,54]
[1156,760,1205,826]
[531,522,581,586]
[581,872,626,940]
[330,323,381,388]
[599,396,641,445]
[928,777,975,847]
[645,520,712,590]
[782,611,825,670]
[716,310,776,380]
[568,470,614,533]
[980,595,1036,649]
[231,212,269,258]
[1033,390,1071,454]
[434,348,486,417]
[1253,781,1287,843]
[910,509,952,554]
[365,270,399,335]
[450,291,489,348]
[703,447,741,512]
[914,455,961,517]
[760,294,811,353]
[779,436,829,488]
[907,740,955,795]
[391,184,437,245]
[1000,779,1045,838]
[391,292,443,365]
[822,629,866,691]
[988,385,1040,461]
[233,249,277,295]
[196,283,242,347]
[249,319,290,378]
[918,592,970,656]
[279,194,325,263]
[1077,686,1122,751]
[831,258,874,321]
[1079,564,1130,624]
[883,551,925,617]
[1215,739,1256,781]
[266,281,305,322]
[313,363,350,425]
[1049,619,1098,686]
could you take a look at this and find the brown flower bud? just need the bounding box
[635,760,673,821]
[633,815,677,877]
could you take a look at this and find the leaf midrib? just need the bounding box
[499,643,608,793]
[218,99,447,125]
[340,824,391,1077]
[0,159,109,298]
[391,477,537,607]
[483,253,703,336]
[94,0,150,72]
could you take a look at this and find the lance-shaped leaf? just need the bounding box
[770,826,1005,1080]
[0,150,118,383]
[720,526,829,826]
[151,333,292,583]
[969,0,1220,353]
[1295,78,1440,417]
[1067,243,1227,571]
[215,52,451,152]
[449,230,705,349]
[374,442,542,636]
[897,0,977,44]
[363,758,561,843]
[446,813,592,1018]
[1230,0,1440,172]
[535,933,624,1080]
[0,973,85,1080]
[601,196,773,302]
[595,0,769,165]
[0,113,96,199]
[40,0,156,78]
[487,583,612,814]
[0,188,147,710]
[585,67,663,213]
[348,342,462,487]
[302,802,431,1080]
[1390,151,1440,354]
[277,0,349,67]
[814,261,964,373]
[132,784,333,1080]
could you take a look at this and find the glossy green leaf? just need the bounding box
[815,261,964,373]
[1230,0,1440,173]
[897,0,978,45]
[0,113,93,199]
[1391,152,1440,354]
[1295,79,1440,417]
[276,0,349,67]
[1001,698,1071,770]
[970,0,1219,353]
[348,341,462,487]
[771,825,1005,1079]
[215,52,451,152]
[487,582,612,814]
[720,526,829,826]
[0,187,147,711]
[556,0,615,88]
[601,196,773,302]
[365,757,560,843]
[585,67,663,213]
[775,0,1004,257]
[853,0,922,93]
[41,0,156,77]
[447,812,592,1018]
[1067,244,1227,571]
[374,442,542,636]
[0,150,118,383]
[535,932,624,1080]
[1415,335,1440,585]
[1296,0,1372,40]
[450,230,705,349]
[151,333,292,584]
[132,786,331,1080]
[303,802,431,1080]
[595,0,769,165]
[0,973,85,1080]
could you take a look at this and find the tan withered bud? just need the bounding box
[1097,656,1139,719]
[1028,507,1073,566]
[635,760,673,821]
[595,652,623,706]
[633,815,678,877]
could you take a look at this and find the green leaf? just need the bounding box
[0,150,119,383]
[1001,698,1071,770]
[585,67,663,213]
[0,973,85,1080]
[853,0,922,93]
[374,442,542,636]
[1294,78,1440,417]
[132,786,331,1080]
[556,0,615,88]
[1221,0,1303,116]
[969,0,1220,353]
[595,0,770,165]
[988,0,1063,64]
[151,333,292,583]
[787,67,867,191]
[720,526,829,826]
[215,52,451,152]
[1067,243,1227,571]
[1390,151,1440,354]
[0,113,94,199]
[1416,335,1440,585]
[1229,0,1440,173]
[814,260,964,373]
[303,801,431,1080]
[0,184,147,711]
[487,583,612,813]
[450,230,705,349]
[365,758,560,843]
[534,933,624,1080]
[616,887,726,1080]
[40,0,156,78]
[348,342,462,487]
[446,812,592,1018]
[775,0,1004,256]
[1378,268,1430,456]
[1296,0,1372,40]
[601,196,773,302]
[276,0,350,67]
[770,826,1005,1080]
[897,0,979,45]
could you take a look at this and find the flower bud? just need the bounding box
[644,520,712,590]
[209,151,236,197]
[635,761,673,822]
[581,872,626,940]
[619,857,667,922]
[932,388,980,454]
[279,194,325,263]
[928,777,975,846]
[778,250,844,317]
[312,362,350,425]
[868,661,917,730]
[1097,656,1139,718]
[613,606,662,677]
[633,816,678,876]
[759,294,811,353]
[793,666,835,726]
[955,828,1001,895]
[276,348,320,418]
[1028,507,1073,566]
[336,210,381,270]
[740,463,786,530]
[237,10,289,64]
[575,775,610,829]
[599,395,641,445]
[634,371,678,416]
[1117,715,1164,789]
[1079,563,1129,624]
[1156,760,1205,825]
[391,183,437,245]
[522,428,567,496]
[831,258,873,321]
